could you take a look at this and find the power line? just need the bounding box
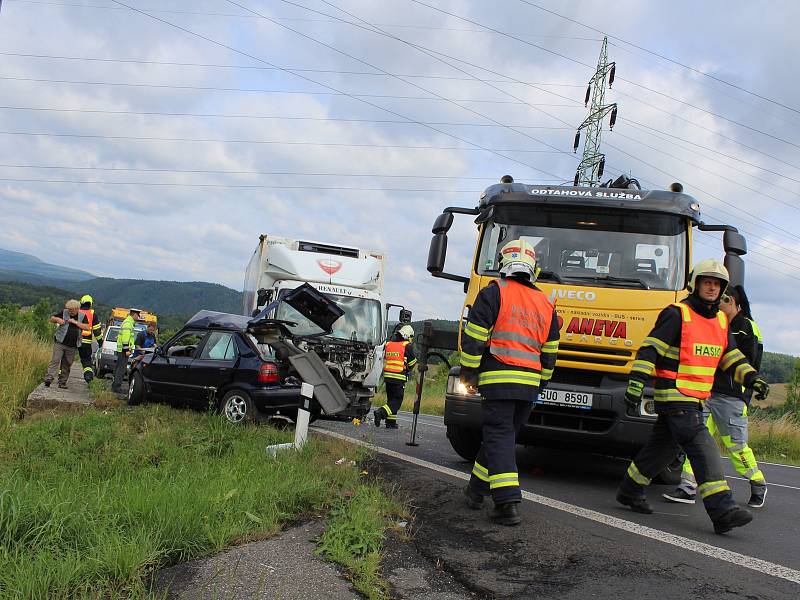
[0,75,581,107]
[0,129,566,153]
[0,163,555,181]
[0,104,575,129]
[0,51,584,88]
[4,0,605,41]
[0,177,486,192]
[513,0,800,117]
[408,0,800,153]
[221,0,575,166]
[104,1,565,181]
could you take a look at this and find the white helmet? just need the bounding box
[687,258,729,296]
[499,239,539,281]
[398,325,415,340]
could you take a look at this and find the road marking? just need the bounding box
[727,476,800,491]
[317,428,800,586]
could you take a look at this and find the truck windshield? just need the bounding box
[275,293,382,345]
[476,205,688,290]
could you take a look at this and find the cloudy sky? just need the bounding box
[0,0,798,354]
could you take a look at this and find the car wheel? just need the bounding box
[128,371,147,406]
[446,424,482,462]
[220,390,256,425]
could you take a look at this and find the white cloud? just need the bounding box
[0,0,798,355]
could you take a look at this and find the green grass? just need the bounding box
[369,362,450,417]
[749,414,800,465]
[0,406,377,599]
[317,483,405,600]
[0,327,50,428]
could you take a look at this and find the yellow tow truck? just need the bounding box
[426,175,747,482]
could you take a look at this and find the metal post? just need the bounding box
[407,321,431,446]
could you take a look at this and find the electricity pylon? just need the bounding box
[573,37,617,186]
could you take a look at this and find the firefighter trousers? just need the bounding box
[620,403,736,519]
[678,393,765,493]
[78,343,94,382]
[469,397,533,505]
[381,381,406,423]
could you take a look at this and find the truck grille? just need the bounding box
[529,405,615,433]
[549,367,603,388]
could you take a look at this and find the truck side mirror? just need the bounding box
[399,309,412,323]
[432,212,454,234]
[427,234,447,274]
[723,230,747,256]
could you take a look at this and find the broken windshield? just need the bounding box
[476,205,688,291]
[275,293,382,345]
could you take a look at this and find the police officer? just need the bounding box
[111,308,140,394]
[77,294,103,383]
[461,239,560,526]
[617,260,769,534]
[663,284,768,508]
[374,324,417,429]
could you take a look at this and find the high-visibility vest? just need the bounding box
[117,315,136,352]
[384,340,410,381]
[487,279,553,370]
[656,302,728,399]
[746,318,763,343]
[79,308,95,342]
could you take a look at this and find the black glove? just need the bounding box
[460,368,479,395]
[749,377,770,401]
[624,379,644,410]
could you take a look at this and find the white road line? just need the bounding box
[727,476,800,491]
[317,428,800,586]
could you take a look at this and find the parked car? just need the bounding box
[127,311,307,424]
[94,323,147,379]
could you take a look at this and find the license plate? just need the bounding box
[536,389,593,409]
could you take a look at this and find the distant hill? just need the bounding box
[73,278,242,315]
[0,249,94,281]
[0,248,243,316]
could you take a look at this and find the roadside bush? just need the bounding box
[0,299,54,341]
[749,414,800,463]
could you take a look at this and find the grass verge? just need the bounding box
[317,482,405,600]
[0,406,378,599]
[0,327,50,427]
[749,414,800,465]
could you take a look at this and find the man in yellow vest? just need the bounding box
[618,260,768,534]
[460,239,560,526]
[77,294,103,383]
[111,308,140,394]
[374,325,417,429]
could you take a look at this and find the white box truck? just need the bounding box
[244,236,400,419]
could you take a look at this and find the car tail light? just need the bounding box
[259,362,279,384]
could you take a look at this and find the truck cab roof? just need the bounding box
[478,182,702,223]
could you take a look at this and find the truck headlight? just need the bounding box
[639,398,656,417]
[447,374,470,396]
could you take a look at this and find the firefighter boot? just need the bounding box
[712,506,753,534]
[385,419,399,429]
[616,490,654,514]
[748,482,767,508]
[373,407,387,428]
[489,502,521,526]
[463,485,484,510]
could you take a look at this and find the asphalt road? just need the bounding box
[312,411,800,597]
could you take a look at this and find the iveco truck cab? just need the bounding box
[427,176,747,480]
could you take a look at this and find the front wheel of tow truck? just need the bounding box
[446,424,482,462]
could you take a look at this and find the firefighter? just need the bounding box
[77,294,103,383]
[663,284,768,508]
[111,308,140,394]
[374,325,417,429]
[617,260,769,534]
[461,239,559,526]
